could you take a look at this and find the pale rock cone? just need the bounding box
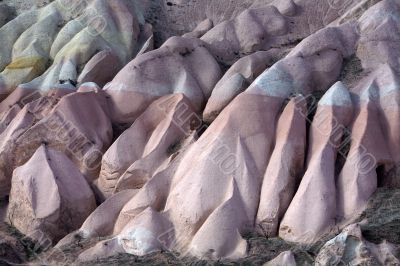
[256,95,307,237]
[279,81,353,244]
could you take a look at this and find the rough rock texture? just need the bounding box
[7,145,96,243]
[264,251,296,266]
[97,93,199,199]
[104,36,221,124]
[0,0,400,265]
[257,96,307,237]
[279,82,354,244]
[203,50,281,123]
[0,0,150,100]
[0,90,112,198]
[315,224,400,265]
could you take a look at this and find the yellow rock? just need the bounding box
[5,56,47,75]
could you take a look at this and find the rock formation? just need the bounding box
[315,224,400,265]
[7,145,96,243]
[0,0,399,265]
[96,93,199,199]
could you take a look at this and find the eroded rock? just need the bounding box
[7,145,96,243]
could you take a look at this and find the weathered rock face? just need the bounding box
[0,90,112,198]
[104,36,221,124]
[203,50,280,123]
[1,0,400,265]
[264,250,297,266]
[315,224,400,265]
[0,0,150,99]
[97,93,199,199]
[7,145,96,243]
[279,82,354,244]
[256,96,307,237]
[336,81,391,222]
[56,189,138,248]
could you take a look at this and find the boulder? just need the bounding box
[7,145,96,243]
[315,224,400,265]
[0,90,112,198]
[182,18,213,38]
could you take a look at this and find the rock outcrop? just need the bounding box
[256,96,307,237]
[104,36,221,124]
[315,224,400,265]
[0,90,112,198]
[7,145,96,243]
[0,0,399,265]
[264,251,297,266]
[203,51,280,123]
[0,0,150,100]
[279,82,354,244]
[97,93,199,199]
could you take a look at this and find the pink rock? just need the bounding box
[161,92,286,259]
[264,251,296,266]
[0,84,72,109]
[357,0,400,70]
[104,36,221,124]
[243,23,357,101]
[0,91,112,197]
[109,89,288,260]
[279,82,353,244]
[67,131,196,258]
[283,22,358,95]
[13,91,113,180]
[97,93,199,199]
[188,178,249,259]
[0,101,51,197]
[0,104,21,135]
[78,207,173,262]
[256,96,307,237]
[112,133,197,232]
[201,6,289,64]
[315,224,400,265]
[376,66,400,163]
[56,189,138,248]
[77,50,123,88]
[203,51,278,123]
[77,82,101,93]
[183,18,214,38]
[336,83,391,222]
[201,0,360,65]
[7,145,96,243]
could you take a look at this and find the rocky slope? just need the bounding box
[0,0,400,265]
